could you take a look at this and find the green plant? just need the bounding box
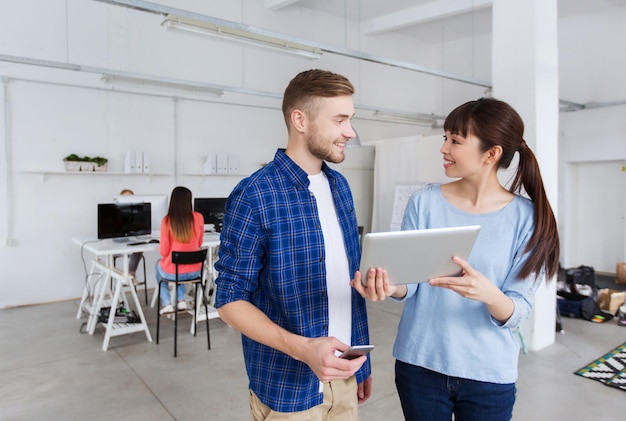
[91,156,108,166]
[62,154,108,166]
[63,154,83,162]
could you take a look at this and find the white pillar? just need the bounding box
[492,0,559,351]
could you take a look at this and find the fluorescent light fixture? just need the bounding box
[101,73,224,97]
[161,15,323,60]
[373,110,435,126]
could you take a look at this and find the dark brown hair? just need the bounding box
[281,69,354,131]
[166,186,194,243]
[444,97,560,280]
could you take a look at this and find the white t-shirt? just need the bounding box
[308,172,352,348]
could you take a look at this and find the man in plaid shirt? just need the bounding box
[216,69,371,419]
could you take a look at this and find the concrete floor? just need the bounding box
[1,288,625,420]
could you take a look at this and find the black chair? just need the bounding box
[113,253,148,304]
[156,248,210,357]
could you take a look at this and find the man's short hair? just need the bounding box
[282,69,354,129]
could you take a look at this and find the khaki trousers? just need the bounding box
[250,376,358,420]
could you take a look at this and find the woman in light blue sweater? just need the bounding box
[353,98,560,420]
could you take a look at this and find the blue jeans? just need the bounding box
[155,261,201,307]
[395,360,516,421]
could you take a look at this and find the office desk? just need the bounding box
[74,232,221,350]
[74,238,157,351]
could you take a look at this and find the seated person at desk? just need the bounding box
[156,186,205,314]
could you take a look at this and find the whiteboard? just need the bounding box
[389,184,427,231]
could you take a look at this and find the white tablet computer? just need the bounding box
[360,225,480,285]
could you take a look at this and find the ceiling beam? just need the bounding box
[362,0,492,35]
[264,0,301,11]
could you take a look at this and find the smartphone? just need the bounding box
[339,345,375,360]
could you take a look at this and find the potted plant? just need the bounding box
[63,154,85,171]
[91,156,109,172]
[80,157,95,172]
[63,154,109,172]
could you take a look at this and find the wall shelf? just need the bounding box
[183,173,247,177]
[21,171,173,182]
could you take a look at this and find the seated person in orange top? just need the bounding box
[156,186,205,314]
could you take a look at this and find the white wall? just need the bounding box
[1,0,625,307]
[0,0,452,307]
[557,8,626,271]
[558,105,626,269]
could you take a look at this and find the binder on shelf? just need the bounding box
[135,151,143,174]
[216,154,228,174]
[227,155,239,174]
[124,151,136,174]
[142,152,150,174]
[203,154,217,174]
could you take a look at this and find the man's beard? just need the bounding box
[306,127,345,164]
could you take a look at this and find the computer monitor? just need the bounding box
[97,203,151,241]
[194,197,227,232]
[114,194,169,232]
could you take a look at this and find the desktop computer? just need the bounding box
[97,203,152,241]
[194,197,227,232]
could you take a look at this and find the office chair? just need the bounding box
[113,253,148,304]
[156,248,210,357]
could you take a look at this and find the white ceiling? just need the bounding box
[287,0,491,42]
[267,0,625,41]
[263,0,626,107]
[60,0,624,109]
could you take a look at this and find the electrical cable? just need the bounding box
[79,239,105,313]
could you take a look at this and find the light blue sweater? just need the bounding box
[393,183,541,384]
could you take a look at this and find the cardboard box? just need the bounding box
[617,262,626,285]
[597,288,626,314]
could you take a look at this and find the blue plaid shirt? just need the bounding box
[215,149,370,413]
